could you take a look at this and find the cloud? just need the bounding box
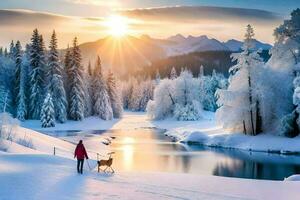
[64,0,120,7]
[0,9,108,48]
[0,9,71,26]
[118,6,282,24]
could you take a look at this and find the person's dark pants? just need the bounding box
[77,159,84,174]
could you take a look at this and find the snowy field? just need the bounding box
[0,112,297,199]
[1,153,300,200]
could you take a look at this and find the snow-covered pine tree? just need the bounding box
[107,69,123,118]
[4,48,8,57]
[68,37,85,121]
[139,78,154,111]
[63,44,72,108]
[198,65,204,77]
[83,67,92,117]
[0,86,12,113]
[92,56,113,120]
[14,41,27,121]
[29,29,46,119]
[47,30,67,123]
[277,9,300,137]
[170,67,177,80]
[9,40,15,59]
[216,25,264,135]
[40,93,55,128]
[88,60,93,76]
[155,69,161,85]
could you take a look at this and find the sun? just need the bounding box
[106,15,129,37]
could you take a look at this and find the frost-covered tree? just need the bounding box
[216,25,264,135]
[87,60,93,76]
[47,30,67,123]
[170,67,177,80]
[9,40,15,59]
[92,56,113,120]
[128,79,143,111]
[68,37,85,121]
[64,45,72,95]
[276,9,300,137]
[83,69,93,117]
[107,70,123,118]
[14,41,27,121]
[40,93,55,128]
[0,86,12,113]
[29,29,46,119]
[83,60,93,117]
[155,69,161,85]
[121,77,135,109]
[4,48,8,57]
[139,78,154,111]
[147,69,202,120]
[200,71,227,112]
[199,65,204,77]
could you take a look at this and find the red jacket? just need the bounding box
[74,143,88,160]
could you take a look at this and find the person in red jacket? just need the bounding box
[74,140,89,174]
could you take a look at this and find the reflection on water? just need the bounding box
[47,128,300,180]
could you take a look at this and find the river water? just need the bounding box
[46,128,300,180]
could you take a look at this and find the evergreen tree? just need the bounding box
[4,48,8,57]
[9,40,15,59]
[0,86,12,113]
[92,56,113,120]
[170,67,177,80]
[107,69,123,118]
[40,93,55,128]
[63,45,72,111]
[0,48,3,57]
[88,60,93,76]
[278,9,300,137]
[29,29,46,119]
[199,65,204,77]
[14,41,27,121]
[155,69,161,85]
[216,25,264,135]
[68,37,85,121]
[47,30,67,123]
[83,67,92,117]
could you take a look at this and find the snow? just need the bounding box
[1,153,300,200]
[21,116,120,131]
[1,111,300,199]
[285,175,300,181]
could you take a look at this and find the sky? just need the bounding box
[0,0,299,48]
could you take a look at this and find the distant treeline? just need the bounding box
[135,50,270,78]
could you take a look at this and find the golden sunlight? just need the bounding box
[105,15,129,37]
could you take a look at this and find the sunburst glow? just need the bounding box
[106,15,129,37]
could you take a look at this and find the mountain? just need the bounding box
[224,39,272,51]
[152,34,272,57]
[77,35,166,76]
[223,39,243,52]
[71,34,272,76]
[160,35,229,56]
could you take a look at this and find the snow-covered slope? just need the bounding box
[1,153,300,200]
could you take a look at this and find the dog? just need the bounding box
[97,153,115,173]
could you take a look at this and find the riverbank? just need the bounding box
[21,111,300,154]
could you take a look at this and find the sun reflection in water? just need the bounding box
[122,137,135,170]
